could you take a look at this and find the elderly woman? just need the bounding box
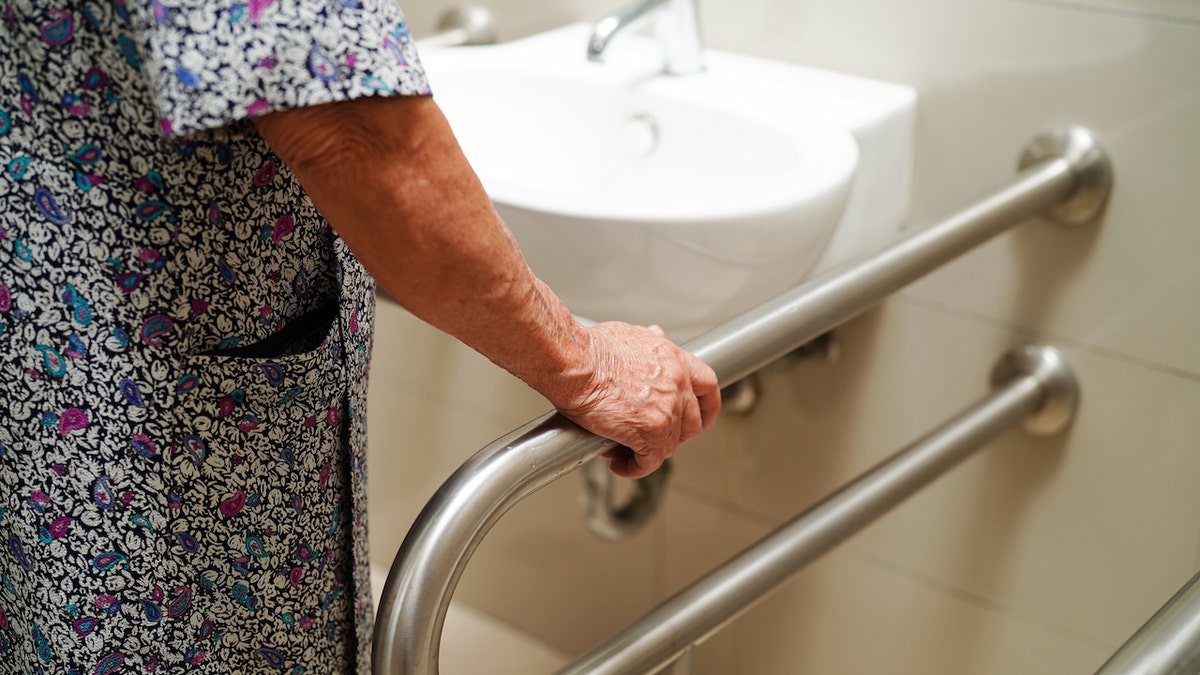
[0,0,719,672]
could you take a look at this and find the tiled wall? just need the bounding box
[367,0,1200,672]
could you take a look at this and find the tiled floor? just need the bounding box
[370,564,569,674]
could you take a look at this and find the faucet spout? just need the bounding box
[587,0,704,75]
[587,0,659,61]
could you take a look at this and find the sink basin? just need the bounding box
[422,24,915,339]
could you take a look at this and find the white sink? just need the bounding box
[423,25,915,339]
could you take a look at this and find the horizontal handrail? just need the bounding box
[372,126,1112,675]
[558,345,1078,674]
[1095,569,1200,675]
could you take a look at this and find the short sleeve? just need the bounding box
[136,0,430,136]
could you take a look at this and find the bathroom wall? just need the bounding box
[367,0,1200,672]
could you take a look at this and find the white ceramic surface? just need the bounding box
[423,24,914,337]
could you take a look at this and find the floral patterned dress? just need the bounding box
[0,0,428,672]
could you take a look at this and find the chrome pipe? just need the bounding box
[1095,569,1200,675]
[582,456,673,542]
[556,345,1077,674]
[371,127,1111,675]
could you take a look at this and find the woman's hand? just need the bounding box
[547,322,721,479]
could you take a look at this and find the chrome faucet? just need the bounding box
[587,0,704,75]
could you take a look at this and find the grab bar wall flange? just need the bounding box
[1018,126,1113,227]
[371,127,1111,675]
[556,345,1076,674]
[990,343,1078,437]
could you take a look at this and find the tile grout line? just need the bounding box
[842,546,1117,652]
[893,292,1200,385]
[671,481,788,531]
[1005,0,1200,27]
[663,483,1116,654]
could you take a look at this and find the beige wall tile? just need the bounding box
[844,300,1200,650]
[726,548,1112,674]
[367,302,553,566]
[672,303,990,521]
[656,493,1113,674]
[700,0,1200,376]
[676,298,1200,663]
[369,563,568,674]
[369,300,551,420]
[657,491,774,673]
[451,475,661,655]
[366,380,530,566]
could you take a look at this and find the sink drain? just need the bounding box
[619,114,659,157]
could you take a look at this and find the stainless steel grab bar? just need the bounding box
[1095,569,1200,675]
[558,345,1077,674]
[371,126,1112,675]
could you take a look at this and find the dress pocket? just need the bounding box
[171,295,349,478]
[163,297,359,668]
[196,299,339,360]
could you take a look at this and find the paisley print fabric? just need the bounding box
[0,0,428,672]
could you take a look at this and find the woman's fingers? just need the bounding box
[549,321,721,479]
[688,352,721,429]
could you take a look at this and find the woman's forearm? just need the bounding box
[253,94,720,477]
[253,95,592,401]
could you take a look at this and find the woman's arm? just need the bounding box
[253,94,720,478]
